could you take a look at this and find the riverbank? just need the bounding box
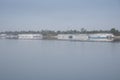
[114,36,120,41]
[0,33,120,42]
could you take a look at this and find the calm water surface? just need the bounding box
[0,40,120,80]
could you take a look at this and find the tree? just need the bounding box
[110,28,119,35]
[80,28,87,33]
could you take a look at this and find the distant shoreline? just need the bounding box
[0,33,120,42]
[0,28,120,36]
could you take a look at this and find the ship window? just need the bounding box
[107,36,112,39]
[69,35,73,39]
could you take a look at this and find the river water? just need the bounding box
[0,40,120,80]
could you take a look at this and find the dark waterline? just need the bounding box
[0,40,120,80]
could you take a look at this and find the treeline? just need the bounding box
[0,28,120,36]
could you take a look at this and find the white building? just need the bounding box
[18,34,43,40]
[6,35,18,39]
[88,33,114,41]
[57,33,114,42]
[57,34,74,40]
[57,34,88,41]
[73,34,89,41]
[0,34,7,39]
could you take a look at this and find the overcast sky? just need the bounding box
[0,0,120,31]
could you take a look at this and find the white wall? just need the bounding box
[18,34,43,40]
[57,34,88,41]
[57,33,114,41]
[88,33,114,41]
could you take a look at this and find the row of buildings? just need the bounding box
[57,33,114,42]
[0,33,115,42]
[0,34,43,40]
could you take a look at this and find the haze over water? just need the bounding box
[0,40,120,80]
[0,0,120,31]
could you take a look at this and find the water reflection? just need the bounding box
[0,40,120,80]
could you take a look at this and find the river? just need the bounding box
[0,40,120,80]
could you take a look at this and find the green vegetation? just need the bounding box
[110,28,120,36]
[0,28,120,36]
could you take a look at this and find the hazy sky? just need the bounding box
[0,0,120,31]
